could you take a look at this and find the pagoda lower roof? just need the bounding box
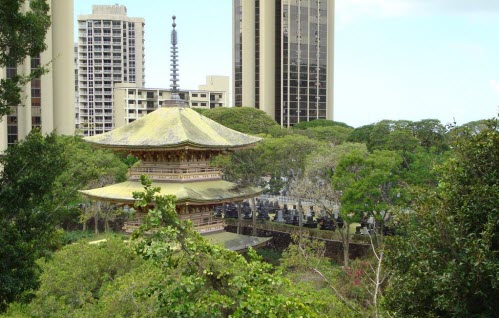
[202,231,271,252]
[79,179,262,205]
[83,107,262,151]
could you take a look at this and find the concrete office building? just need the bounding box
[113,75,229,128]
[0,0,75,152]
[233,0,334,127]
[77,5,145,136]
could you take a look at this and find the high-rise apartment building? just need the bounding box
[0,0,75,152]
[76,5,145,136]
[113,75,230,128]
[233,0,334,127]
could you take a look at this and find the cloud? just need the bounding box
[336,0,499,25]
[420,0,499,13]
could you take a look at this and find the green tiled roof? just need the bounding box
[79,180,262,204]
[84,107,262,150]
[202,231,271,251]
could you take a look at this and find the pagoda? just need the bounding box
[80,17,268,249]
[80,106,263,235]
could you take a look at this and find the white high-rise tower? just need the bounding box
[76,5,145,136]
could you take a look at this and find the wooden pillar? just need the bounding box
[237,201,242,234]
[251,197,257,236]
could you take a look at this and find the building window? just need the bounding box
[200,94,206,98]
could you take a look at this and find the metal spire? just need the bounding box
[170,15,179,93]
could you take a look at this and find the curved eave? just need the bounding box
[82,107,262,150]
[84,140,260,152]
[79,180,263,205]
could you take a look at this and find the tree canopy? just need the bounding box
[292,119,353,130]
[0,0,51,117]
[0,130,67,310]
[200,106,281,135]
[384,118,499,317]
[0,133,129,310]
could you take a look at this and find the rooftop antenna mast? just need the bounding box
[170,15,179,94]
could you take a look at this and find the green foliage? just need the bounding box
[333,150,406,216]
[0,132,129,311]
[0,130,67,311]
[211,147,266,187]
[127,176,335,317]
[255,248,283,267]
[411,119,449,152]
[356,119,449,155]
[447,119,491,142]
[347,124,374,144]
[384,118,499,317]
[60,230,95,245]
[368,120,418,153]
[0,0,51,117]
[259,134,322,187]
[201,106,280,135]
[295,125,354,145]
[292,119,353,130]
[399,147,448,188]
[213,134,321,194]
[4,237,148,317]
[279,237,362,317]
[52,135,128,229]
[83,261,162,317]
[118,153,140,168]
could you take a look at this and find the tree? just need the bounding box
[295,125,353,145]
[213,134,321,233]
[347,124,374,145]
[201,106,280,135]
[259,134,322,192]
[128,176,333,317]
[52,136,128,230]
[447,118,489,142]
[411,119,449,152]
[0,130,67,311]
[6,177,357,317]
[335,150,406,215]
[384,118,499,317]
[4,237,151,317]
[292,119,353,130]
[289,143,368,268]
[0,0,51,117]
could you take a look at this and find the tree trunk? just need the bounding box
[298,199,304,240]
[104,212,110,232]
[94,202,100,235]
[94,212,99,234]
[251,197,257,236]
[237,202,242,234]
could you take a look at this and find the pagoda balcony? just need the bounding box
[128,167,222,182]
[123,211,225,234]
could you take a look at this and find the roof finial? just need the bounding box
[164,15,186,107]
[170,15,179,93]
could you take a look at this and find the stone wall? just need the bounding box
[225,225,371,263]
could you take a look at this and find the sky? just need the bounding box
[74,0,499,128]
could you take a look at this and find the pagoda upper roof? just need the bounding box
[79,179,262,205]
[84,107,262,151]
